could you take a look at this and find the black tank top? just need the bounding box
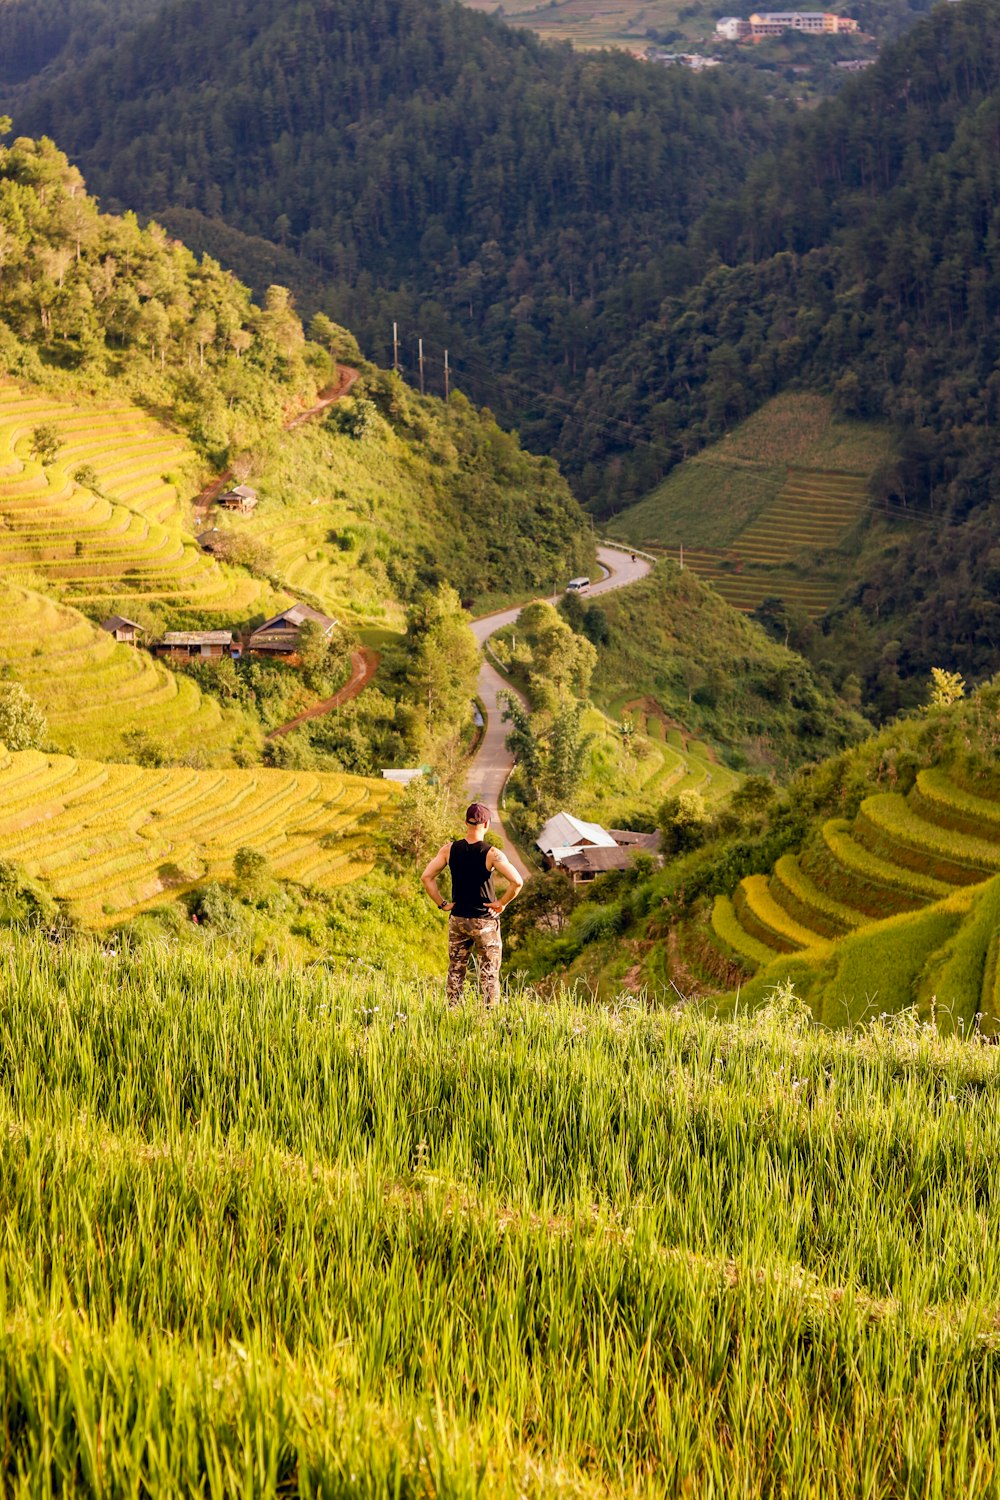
[448,839,496,918]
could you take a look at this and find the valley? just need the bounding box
[0,1,999,1488]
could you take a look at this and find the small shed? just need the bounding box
[248,603,337,656]
[197,529,223,554]
[218,484,258,514]
[100,615,145,647]
[154,630,234,660]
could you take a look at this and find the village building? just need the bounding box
[217,484,258,514]
[715,17,752,39]
[154,630,235,661]
[718,10,858,38]
[99,615,145,647]
[248,603,337,656]
[536,812,662,885]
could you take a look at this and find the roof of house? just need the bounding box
[608,829,662,851]
[160,630,233,647]
[100,615,144,633]
[536,812,617,858]
[558,846,640,875]
[254,603,337,635]
[197,529,222,548]
[222,484,258,500]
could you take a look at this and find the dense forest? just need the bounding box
[3,0,792,454]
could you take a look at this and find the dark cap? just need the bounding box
[465,801,491,826]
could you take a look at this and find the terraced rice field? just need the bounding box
[669,468,869,617]
[0,383,286,616]
[621,699,740,804]
[0,584,247,759]
[710,766,1000,1028]
[0,744,393,921]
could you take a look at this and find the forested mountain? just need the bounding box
[0,0,162,87]
[5,0,1000,705]
[4,0,790,461]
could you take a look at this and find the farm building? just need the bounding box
[154,630,235,661]
[99,615,145,646]
[248,603,337,656]
[536,812,661,884]
[218,485,258,514]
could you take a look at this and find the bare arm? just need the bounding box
[486,846,524,913]
[420,843,453,910]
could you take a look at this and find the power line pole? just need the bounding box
[444,348,450,403]
[679,542,684,570]
[392,321,399,374]
[418,337,425,397]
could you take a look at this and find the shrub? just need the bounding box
[0,683,47,750]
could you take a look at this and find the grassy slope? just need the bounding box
[607,394,897,617]
[2,931,999,1494]
[590,560,866,773]
[214,379,592,628]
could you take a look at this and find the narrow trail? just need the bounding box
[192,364,359,525]
[466,545,652,881]
[266,648,380,740]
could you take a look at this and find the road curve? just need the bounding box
[466,545,652,878]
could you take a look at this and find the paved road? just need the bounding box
[466,545,652,879]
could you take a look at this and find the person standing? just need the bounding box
[421,801,524,1006]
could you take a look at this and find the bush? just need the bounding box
[0,683,47,751]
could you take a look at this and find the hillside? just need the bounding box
[586,561,867,771]
[517,675,1000,1025]
[607,393,896,619]
[4,0,789,464]
[0,740,392,923]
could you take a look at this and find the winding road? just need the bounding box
[466,545,652,878]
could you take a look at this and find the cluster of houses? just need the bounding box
[716,10,859,39]
[536,813,661,885]
[100,602,337,663]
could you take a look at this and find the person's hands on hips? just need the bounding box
[487,901,504,916]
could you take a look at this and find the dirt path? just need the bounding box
[266,647,380,740]
[192,364,359,524]
[467,545,652,880]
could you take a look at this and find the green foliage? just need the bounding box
[658,788,708,856]
[232,845,270,896]
[502,693,593,831]
[29,422,59,465]
[0,681,47,750]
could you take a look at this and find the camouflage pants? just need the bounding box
[447,915,502,1006]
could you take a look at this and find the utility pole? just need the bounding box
[418,337,425,397]
[444,348,450,403]
[392,321,399,374]
[679,542,684,570]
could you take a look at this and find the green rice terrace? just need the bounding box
[0,583,248,760]
[608,394,896,618]
[0,742,392,923]
[0,383,288,616]
[1,931,998,1494]
[713,766,1000,1030]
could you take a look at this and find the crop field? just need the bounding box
[0,583,251,760]
[459,0,716,48]
[0,383,286,616]
[609,395,894,617]
[1,931,999,1494]
[0,743,392,921]
[711,765,1000,1029]
[583,695,740,825]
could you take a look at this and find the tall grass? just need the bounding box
[1,930,999,1495]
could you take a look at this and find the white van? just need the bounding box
[565,576,591,593]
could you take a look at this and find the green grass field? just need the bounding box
[608,394,895,618]
[1,930,999,1494]
[0,743,393,922]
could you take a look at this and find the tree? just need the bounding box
[29,422,60,465]
[233,845,270,895]
[657,788,708,856]
[0,683,47,750]
[927,666,966,710]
